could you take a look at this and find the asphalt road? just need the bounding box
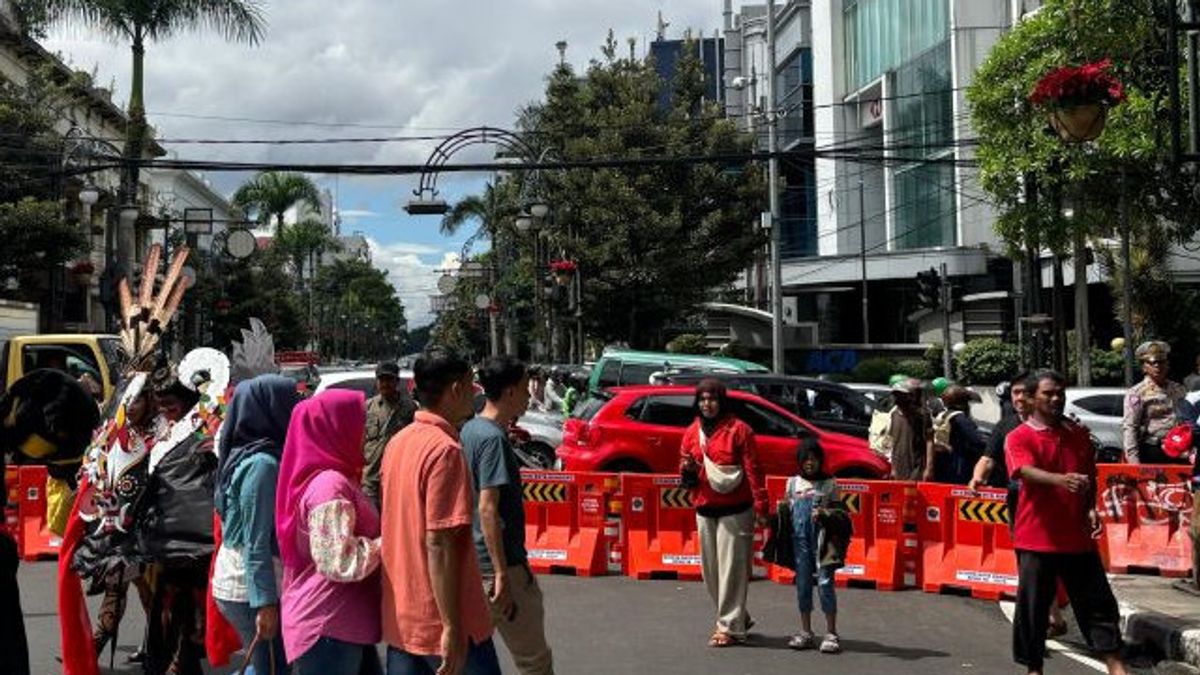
[18,561,1137,674]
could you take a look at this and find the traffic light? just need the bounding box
[915,267,941,309]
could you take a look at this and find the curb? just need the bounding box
[1118,599,1200,668]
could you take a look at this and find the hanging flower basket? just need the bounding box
[215,298,232,315]
[549,259,577,286]
[68,259,95,286]
[1030,59,1126,143]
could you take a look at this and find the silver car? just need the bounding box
[514,409,564,469]
[1064,387,1126,461]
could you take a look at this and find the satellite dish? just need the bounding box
[437,274,458,294]
[226,228,257,260]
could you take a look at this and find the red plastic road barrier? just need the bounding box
[18,465,61,561]
[764,478,920,591]
[521,470,619,576]
[4,467,18,551]
[620,473,703,581]
[1096,463,1194,577]
[918,482,1016,601]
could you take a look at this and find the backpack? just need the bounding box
[868,408,895,458]
[932,410,963,453]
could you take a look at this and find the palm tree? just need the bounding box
[440,181,519,248]
[232,171,323,235]
[33,0,266,267]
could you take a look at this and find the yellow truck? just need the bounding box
[0,333,123,405]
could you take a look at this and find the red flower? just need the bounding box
[549,259,578,274]
[1030,59,1126,109]
[68,259,95,275]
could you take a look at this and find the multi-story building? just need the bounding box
[714,0,1045,370]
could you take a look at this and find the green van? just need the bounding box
[587,349,769,395]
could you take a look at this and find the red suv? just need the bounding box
[558,385,890,477]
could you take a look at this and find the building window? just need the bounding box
[891,41,956,249]
[775,48,814,148]
[843,0,949,91]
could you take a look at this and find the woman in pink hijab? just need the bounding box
[276,390,382,674]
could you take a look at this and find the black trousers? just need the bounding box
[1014,549,1123,671]
[0,532,30,675]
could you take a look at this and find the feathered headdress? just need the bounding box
[118,243,190,373]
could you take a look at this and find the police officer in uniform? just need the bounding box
[362,362,417,507]
[1122,341,1188,464]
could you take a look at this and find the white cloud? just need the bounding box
[367,237,461,327]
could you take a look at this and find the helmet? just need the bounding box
[931,377,951,396]
[888,373,908,387]
[1162,423,1194,459]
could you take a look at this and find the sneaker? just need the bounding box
[819,633,841,654]
[788,632,816,650]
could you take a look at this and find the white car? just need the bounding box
[1064,387,1126,461]
[314,368,414,398]
[514,409,564,468]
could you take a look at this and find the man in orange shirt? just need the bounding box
[380,349,500,675]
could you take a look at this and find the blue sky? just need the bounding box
[43,0,724,324]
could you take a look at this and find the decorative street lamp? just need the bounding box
[529,202,550,219]
[78,185,100,227]
[515,213,534,233]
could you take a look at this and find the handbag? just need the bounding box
[762,477,796,570]
[237,634,277,675]
[700,428,744,494]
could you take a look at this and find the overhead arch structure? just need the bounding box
[406,126,539,214]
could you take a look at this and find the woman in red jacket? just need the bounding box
[679,379,768,647]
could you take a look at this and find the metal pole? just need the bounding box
[859,178,869,344]
[1188,1,1200,153]
[767,0,785,374]
[940,262,952,379]
[1073,228,1091,385]
[1120,167,1135,386]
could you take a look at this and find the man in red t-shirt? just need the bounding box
[1005,370,1127,675]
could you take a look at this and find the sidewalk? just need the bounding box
[1110,574,1200,670]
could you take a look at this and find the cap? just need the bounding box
[1136,341,1171,362]
[375,362,400,379]
[891,377,922,393]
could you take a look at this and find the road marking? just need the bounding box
[999,600,1108,673]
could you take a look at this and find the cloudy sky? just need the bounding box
[43,0,727,325]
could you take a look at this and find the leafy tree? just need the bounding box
[232,171,322,235]
[665,333,709,355]
[0,199,88,300]
[956,339,1021,386]
[25,0,266,269]
[440,181,520,246]
[188,241,307,350]
[312,258,407,360]
[969,0,1199,346]
[513,33,764,348]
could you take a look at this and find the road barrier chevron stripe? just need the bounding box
[523,482,568,503]
[659,487,693,509]
[843,493,861,514]
[956,499,1009,525]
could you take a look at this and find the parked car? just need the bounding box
[1064,387,1126,461]
[557,385,889,478]
[587,349,768,395]
[314,369,390,397]
[514,409,564,468]
[1,334,123,405]
[665,372,875,439]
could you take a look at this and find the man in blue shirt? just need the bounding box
[461,356,555,675]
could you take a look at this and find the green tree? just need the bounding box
[969,1,1198,347]
[189,241,307,350]
[26,0,266,267]
[513,33,764,348]
[232,171,322,235]
[312,258,407,360]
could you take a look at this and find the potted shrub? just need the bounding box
[549,259,577,286]
[68,259,95,286]
[1030,58,1126,142]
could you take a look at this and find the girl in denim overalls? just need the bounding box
[787,443,842,654]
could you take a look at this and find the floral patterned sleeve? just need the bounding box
[307,499,382,583]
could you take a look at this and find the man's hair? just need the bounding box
[413,348,471,406]
[1010,370,1032,388]
[1023,369,1065,394]
[478,355,528,401]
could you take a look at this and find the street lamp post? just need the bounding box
[766,0,785,373]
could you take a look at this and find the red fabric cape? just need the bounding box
[206,510,242,665]
[57,476,97,675]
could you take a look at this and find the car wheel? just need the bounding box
[520,442,557,470]
[605,459,651,474]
